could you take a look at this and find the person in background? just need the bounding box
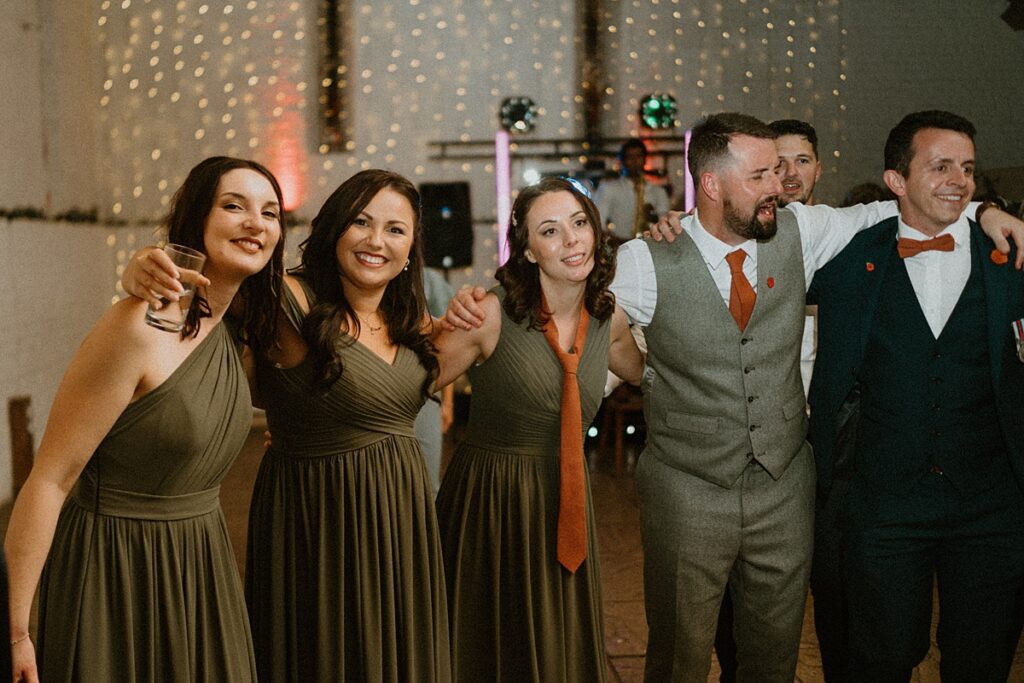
[771,119,823,208]
[6,156,285,682]
[416,266,455,496]
[594,138,670,244]
[840,181,893,208]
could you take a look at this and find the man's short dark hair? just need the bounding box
[769,119,818,158]
[619,138,648,161]
[884,110,976,177]
[688,113,776,180]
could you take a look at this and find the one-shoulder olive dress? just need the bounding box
[246,278,451,682]
[37,321,257,682]
[435,289,610,682]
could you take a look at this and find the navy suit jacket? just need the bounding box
[807,217,1024,495]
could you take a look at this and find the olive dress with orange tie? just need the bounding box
[435,287,610,682]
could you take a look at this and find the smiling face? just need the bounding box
[886,127,975,236]
[774,133,821,206]
[202,168,282,280]
[716,135,783,241]
[334,186,416,295]
[523,190,596,286]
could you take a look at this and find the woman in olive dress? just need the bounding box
[432,177,644,681]
[244,170,450,682]
[5,156,285,682]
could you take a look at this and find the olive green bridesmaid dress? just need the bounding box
[246,277,451,682]
[37,320,257,682]
[435,287,610,682]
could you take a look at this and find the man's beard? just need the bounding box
[723,196,778,241]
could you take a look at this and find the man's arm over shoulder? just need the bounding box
[611,238,657,326]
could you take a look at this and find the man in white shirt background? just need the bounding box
[594,138,670,244]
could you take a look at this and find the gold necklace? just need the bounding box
[357,314,383,334]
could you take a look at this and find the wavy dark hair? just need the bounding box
[164,156,285,355]
[293,169,437,394]
[496,177,615,328]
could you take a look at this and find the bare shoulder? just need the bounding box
[611,304,631,334]
[478,290,502,319]
[283,273,311,313]
[66,297,157,384]
[436,291,502,353]
[93,298,160,352]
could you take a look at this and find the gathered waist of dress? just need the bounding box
[458,439,558,458]
[268,428,418,459]
[71,478,221,521]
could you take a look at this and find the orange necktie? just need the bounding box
[726,249,756,331]
[896,233,955,259]
[541,302,591,573]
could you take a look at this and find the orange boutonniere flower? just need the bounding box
[866,262,875,272]
[767,277,775,289]
[991,249,1009,266]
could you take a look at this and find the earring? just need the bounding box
[404,259,410,271]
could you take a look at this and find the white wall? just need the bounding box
[837,0,1024,199]
[0,221,155,503]
[0,0,47,209]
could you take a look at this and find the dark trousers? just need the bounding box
[843,471,1024,682]
[810,480,851,682]
[714,592,737,683]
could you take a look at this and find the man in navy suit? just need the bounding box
[808,110,1024,681]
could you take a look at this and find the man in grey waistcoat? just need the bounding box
[611,112,1024,682]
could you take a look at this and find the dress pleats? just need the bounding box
[37,321,257,682]
[246,278,451,682]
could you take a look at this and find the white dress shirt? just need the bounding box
[898,216,971,338]
[594,176,671,240]
[611,200,905,325]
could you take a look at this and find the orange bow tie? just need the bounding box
[896,234,955,259]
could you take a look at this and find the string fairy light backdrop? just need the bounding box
[92,0,850,284]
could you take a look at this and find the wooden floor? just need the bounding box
[218,419,1024,682]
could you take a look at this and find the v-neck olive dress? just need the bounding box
[36,321,257,682]
[435,288,610,682]
[246,278,451,682]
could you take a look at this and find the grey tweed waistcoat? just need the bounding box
[641,208,809,488]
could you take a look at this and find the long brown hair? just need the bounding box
[496,177,615,327]
[165,156,285,355]
[293,169,437,394]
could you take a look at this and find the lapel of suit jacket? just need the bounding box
[855,219,900,363]
[973,222,1012,390]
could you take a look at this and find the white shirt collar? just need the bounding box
[689,209,757,270]
[896,213,970,248]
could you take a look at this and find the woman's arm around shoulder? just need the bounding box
[608,304,644,385]
[431,291,502,391]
